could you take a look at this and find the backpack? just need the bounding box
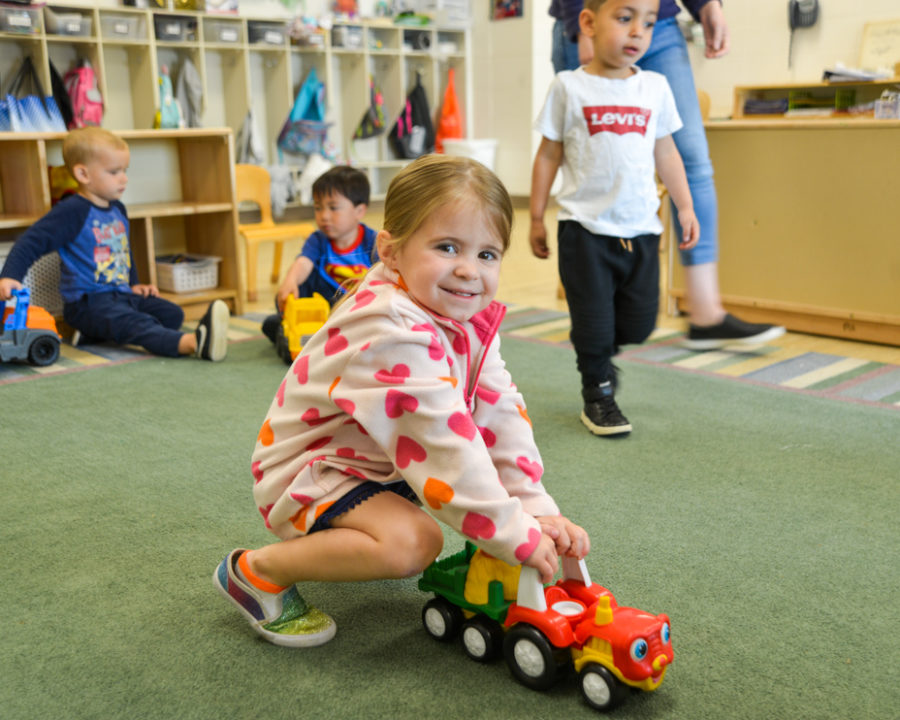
[63,61,103,128]
[389,72,434,159]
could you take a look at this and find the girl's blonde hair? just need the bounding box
[63,127,128,174]
[381,153,513,257]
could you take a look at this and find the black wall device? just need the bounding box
[788,0,819,67]
[789,0,819,30]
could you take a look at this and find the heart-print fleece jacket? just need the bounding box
[251,262,560,566]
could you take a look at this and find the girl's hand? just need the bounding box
[537,515,591,559]
[523,532,559,584]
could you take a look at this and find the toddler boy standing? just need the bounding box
[530,0,697,437]
[0,127,229,361]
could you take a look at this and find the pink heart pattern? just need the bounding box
[396,435,427,468]
[324,327,349,356]
[475,385,501,405]
[258,504,274,529]
[335,398,356,415]
[276,379,287,407]
[293,355,309,384]
[514,527,541,562]
[290,492,314,505]
[516,456,543,483]
[251,461,263,483]
[352,289,376,310]
[374,364,410,384]
[478,426,497,448]
[462,512,496,540]
[304,436,332,452]
[448,411,477,441]
[385,389,419,418]
[301,408,333,426]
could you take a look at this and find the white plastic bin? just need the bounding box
[442,139,498,172]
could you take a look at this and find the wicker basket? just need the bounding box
[155,254,221,293]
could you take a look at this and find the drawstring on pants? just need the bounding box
[618,238,633,253]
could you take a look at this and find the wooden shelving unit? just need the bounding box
[0,129,243,321]
[0,4,471,199]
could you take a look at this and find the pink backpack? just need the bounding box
[64,62,103,128]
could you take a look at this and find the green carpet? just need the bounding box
[1,336,897,720]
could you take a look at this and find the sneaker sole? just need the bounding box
[682,324,786,351]
[580,411,632,437]
[212,559,336,648]
[206,300,230,362]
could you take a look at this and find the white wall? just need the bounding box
[686,0,900,117]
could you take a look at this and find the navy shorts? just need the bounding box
[308,480,420,533]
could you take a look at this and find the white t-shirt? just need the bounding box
[534,66,682,237]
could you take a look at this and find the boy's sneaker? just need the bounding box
[195,299,230,361]
[684,313,785,351]
[581,381,632,437]
[213,549,336,647]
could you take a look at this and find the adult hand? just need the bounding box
[699,0,730,59]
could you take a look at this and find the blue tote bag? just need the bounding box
[277,67,331,156]
[0,56,67,132]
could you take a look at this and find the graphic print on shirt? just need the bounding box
[91,215,131,286]
[582,105,652,136]
[325,261,370,286]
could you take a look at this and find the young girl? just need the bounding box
[214,155,590,647]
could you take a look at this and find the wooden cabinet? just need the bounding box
[668,118,900,346]
[0,129,243,321]
[0,5,470,199]
[732,78,900,119]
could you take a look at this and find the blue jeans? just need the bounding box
[551,17,717,266]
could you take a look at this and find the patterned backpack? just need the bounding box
[63,61,104,128]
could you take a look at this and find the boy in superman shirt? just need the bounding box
[0,127,229,361]
[261,166,377,343]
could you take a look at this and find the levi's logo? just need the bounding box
[583,105,652,136]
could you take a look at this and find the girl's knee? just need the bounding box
[388,515,443,578]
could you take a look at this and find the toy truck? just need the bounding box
[0,287,61,367]
[275,292,329,365]
[418,543,673,712]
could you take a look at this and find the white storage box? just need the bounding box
[43,8,92,36]
[155,254,221,293]
[101,14,141,40]
[0,6,39,34]
[248,21,286,45]
[442,139,498,171]
[206,19,241,43]
[154,15,196,42]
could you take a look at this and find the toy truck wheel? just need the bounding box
[422,597,463,642]
[28,335,60,366]
[503,624,564,691]
[275,326,292,365]
[461,616,503,663]
[579,663,628,711]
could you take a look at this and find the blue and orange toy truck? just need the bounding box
[418,543,673,712]
[0,287,61,367]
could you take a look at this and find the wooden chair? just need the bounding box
[234,164,316,302]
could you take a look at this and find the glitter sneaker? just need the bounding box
[213,549,336,647]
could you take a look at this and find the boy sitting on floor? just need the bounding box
[0,127,229,361]
[261,165,377,343]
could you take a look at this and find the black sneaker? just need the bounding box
[581,382,632,437]
[684,313,785,351]
[195,299,229,362]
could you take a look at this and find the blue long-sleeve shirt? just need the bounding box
[549,0,718,42]
[0,195,137,303]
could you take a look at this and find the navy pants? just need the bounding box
[557,221,659,386]
[64,290,185,357]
